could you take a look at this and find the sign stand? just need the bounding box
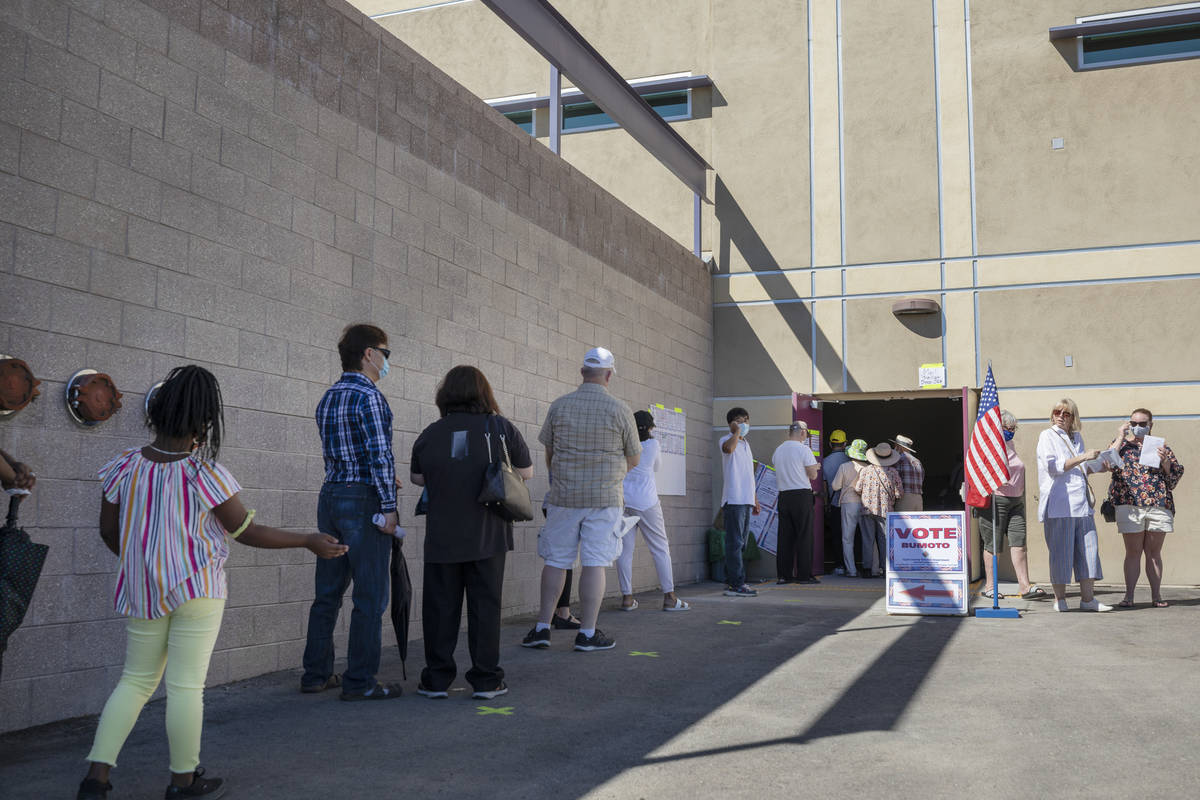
[886,510,968,616]
[975,492,1020,619]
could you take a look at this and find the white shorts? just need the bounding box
[538,505,623,568]
[1115,505,1174,534]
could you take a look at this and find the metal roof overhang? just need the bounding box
[479,0,711,200]
[488,74,714,113]
[814,389,970,402]
[1048,8,1200,40]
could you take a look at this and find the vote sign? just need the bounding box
[886,511,968,616]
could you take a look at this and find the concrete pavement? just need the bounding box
[4,577,1199,799]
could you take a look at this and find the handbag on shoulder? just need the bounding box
[477,418,533,522]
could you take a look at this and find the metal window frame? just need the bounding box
[486,74,712,113]
[557,89,693,135]
[1074,21,1200,69]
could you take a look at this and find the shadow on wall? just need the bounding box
[713,177,860,394]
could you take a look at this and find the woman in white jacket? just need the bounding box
[617,410,689,611]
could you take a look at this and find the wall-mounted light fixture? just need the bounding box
[65,369,123,426]
[891,298,942,317]
[0,355,40,416]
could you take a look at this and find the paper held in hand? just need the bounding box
[1083,449,1121,472]
[1139,435,1165,468]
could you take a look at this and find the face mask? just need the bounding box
[1130,424,1149,437]
[737,422,750,437]
[377,352,390,379]
[1002,429,1015,442]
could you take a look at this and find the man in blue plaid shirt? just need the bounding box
[301,323,403,701]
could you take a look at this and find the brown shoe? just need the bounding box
[300,674,342,694]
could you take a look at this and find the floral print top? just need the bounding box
[855,464,903,517]
[1107,438,1184,513]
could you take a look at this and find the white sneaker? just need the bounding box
[1079,599,1113,612]
[1053,599,1069,612]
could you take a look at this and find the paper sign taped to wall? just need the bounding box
[651,404,686,496]
[919,363,946,389]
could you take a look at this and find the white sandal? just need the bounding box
[621,598,639,611]
[663,598,690,611]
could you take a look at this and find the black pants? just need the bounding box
[557,568,572,609]
[421,553,506,692]
[776,489,815,580]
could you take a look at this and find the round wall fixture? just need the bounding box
[144,380,164,419]
[66,369,123,426]
[0,355,41,416]
[891,298,941,316]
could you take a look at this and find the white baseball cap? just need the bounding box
[582,347,615,370]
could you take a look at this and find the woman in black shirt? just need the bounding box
[411,366,532,699]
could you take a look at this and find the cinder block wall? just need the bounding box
[0,0,712,732]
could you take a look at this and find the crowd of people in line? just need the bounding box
[0,322,1182,800]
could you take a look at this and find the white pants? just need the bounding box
[616,503,675,594]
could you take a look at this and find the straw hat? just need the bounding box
[867,442,901,467]
[891,434,916,454]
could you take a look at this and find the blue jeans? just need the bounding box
[723,503,752,588]
[302,483,391,693]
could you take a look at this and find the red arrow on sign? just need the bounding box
[896,584,956,602]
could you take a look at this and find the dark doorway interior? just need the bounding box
[819,397,965,572]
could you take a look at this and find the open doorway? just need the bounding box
[816,392,968,575]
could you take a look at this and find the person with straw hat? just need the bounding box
[855,443,904,578]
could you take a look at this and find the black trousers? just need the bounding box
[421,552,506,692]
[776,489,815,580]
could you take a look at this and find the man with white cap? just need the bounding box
[522,347,641,652]
[892,434,925,511]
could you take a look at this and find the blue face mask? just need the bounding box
[1002,429,1015,442]
[377,353,390,379]
[1130,424,1150,438]
[737,422,750,437]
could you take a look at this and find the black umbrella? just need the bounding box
[389,536,412,680]
[0,493,48,681]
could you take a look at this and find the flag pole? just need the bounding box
[991,492,1000,610]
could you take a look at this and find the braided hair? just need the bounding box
[146,365,224,462]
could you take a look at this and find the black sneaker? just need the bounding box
[77,778,112,800]
[416,683,449,699]
[550,614,581,630]
[472,682,509,699]
[164,767,225,799]
[574,629,615,651]
[521,627,551,648]
[724,584,758,597]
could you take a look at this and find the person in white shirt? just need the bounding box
[617,410,689,612]
[1035,398,1112,612]
[719,407,760,597]
[771,422,821,583]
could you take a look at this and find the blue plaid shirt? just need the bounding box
[316,372,396,512]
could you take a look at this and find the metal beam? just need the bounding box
[479,0,711,201]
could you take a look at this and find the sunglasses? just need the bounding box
[1052,409,1073,417]
[1129,420,1150,426]
[373,347,391,360]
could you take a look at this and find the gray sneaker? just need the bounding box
[724,584,758,597]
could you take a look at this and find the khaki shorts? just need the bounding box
[538,505,623,568]
[1115,505,1174,534]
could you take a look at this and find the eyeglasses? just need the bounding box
[373,347,391,360]
[1052,409,1073,418]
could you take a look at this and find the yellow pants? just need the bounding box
[87,598,225,773]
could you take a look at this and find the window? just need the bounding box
[1080,21,1200,66]
[561,90,692,134]
[503,110,534,134]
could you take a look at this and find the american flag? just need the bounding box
[965,365,1010,508]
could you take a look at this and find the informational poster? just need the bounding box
[750,462,780,554]
[805,427,821,457]
[885,510,968,616]
[919,363,947,389]
[650,403,686,496]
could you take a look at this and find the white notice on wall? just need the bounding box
[651,404,686,496]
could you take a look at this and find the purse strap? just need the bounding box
[484,416,512,467]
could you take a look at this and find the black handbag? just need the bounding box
[414,488,429,516]
[477,418,533,522]
[1100,499,1117,523]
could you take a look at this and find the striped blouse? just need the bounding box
[99,449,241,619]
